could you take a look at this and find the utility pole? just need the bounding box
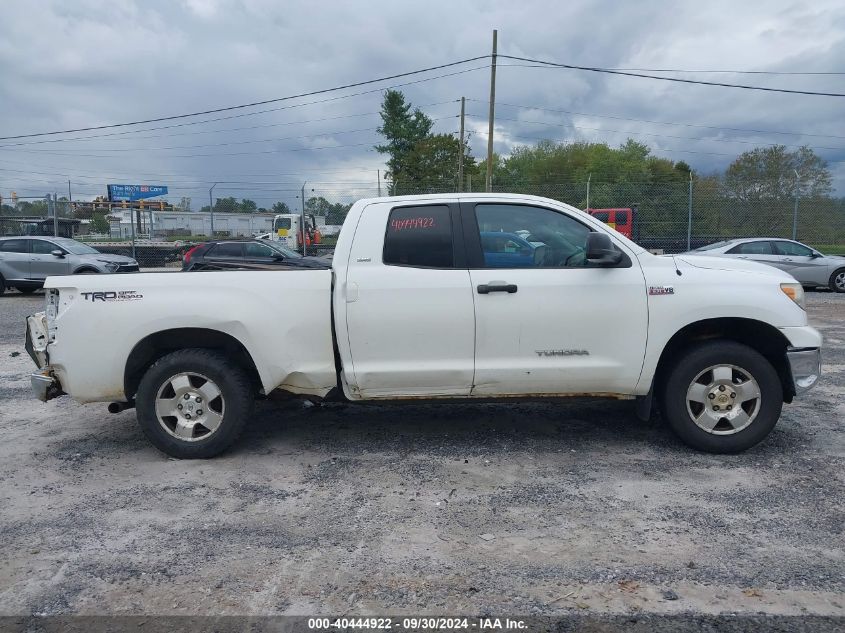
[53,192,58,237]
[377,170,382,197]
[458,96,466,193]
[792,168,800,241]
[301,182,307,256]
[67,180,72,216]
[687,171,693,251]
[208,183,217,237]
[485,29,498,193]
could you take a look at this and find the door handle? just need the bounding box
[782,258,793,262]
[477,283,517,294]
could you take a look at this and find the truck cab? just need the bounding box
[271,213,321,252]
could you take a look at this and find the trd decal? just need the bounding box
[80,290,143,302]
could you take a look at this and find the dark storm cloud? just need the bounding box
[0,0,843,208]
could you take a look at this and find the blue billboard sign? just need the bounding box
[107,184,168,201]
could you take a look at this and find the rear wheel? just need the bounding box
[135,349,253,458]
[830,268,845,293]
[661,340,782,453]
[15,286,37,294]
[0,275,5,296]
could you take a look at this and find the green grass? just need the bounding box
[808,244,845,256]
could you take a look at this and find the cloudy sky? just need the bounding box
[1,0,843,210]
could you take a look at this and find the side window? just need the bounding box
[475,204,592,268]
[613,211,628,226]
[244,242,275,258]
[591,212,610,223]
[383,205,453,268]
[0,239,28,253]
[774,241,812,257]
[31,240,58,254]
[728,241,772,255]
[208,243,244,258]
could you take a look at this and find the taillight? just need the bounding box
[183,245,201,264]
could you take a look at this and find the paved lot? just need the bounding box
[0,288,843,625]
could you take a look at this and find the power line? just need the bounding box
[0,100,460,149]
[0,58,486,140]
[497,63,845,76]
[498,55,845,97]
[466,113,845,152]
[467,98,845,140]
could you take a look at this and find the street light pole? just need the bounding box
[209,183,217,238]
[792,169,800,241]
[301,182,307,256]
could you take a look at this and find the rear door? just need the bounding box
[726,240,777,266]
[30,239,70,281]
[0,239,31,281]
[243,241,278,264]
[343,200,475,397]
[463,201,648,396]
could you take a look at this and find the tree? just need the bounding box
[90,213,110,234]
[240,198,257,213]
[177,197,192,212]
[271,201,291,214]
[395,133,475,193]
[212,197,238,213]
[375,89,433,193]
[724,145,832,202]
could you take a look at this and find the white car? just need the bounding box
[686,238,845,293]
[26,194,821,458]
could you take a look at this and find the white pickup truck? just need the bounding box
[26,194,822,458]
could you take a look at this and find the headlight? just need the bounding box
[98,260,120,272]
[780,283,805,310]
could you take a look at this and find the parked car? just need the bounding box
[0,236,138,295]
[27,194,820,458]
[182,238,328,271]
[479,231,546,267]
[685,238,845,292]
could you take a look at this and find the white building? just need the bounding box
[108,210,274,239]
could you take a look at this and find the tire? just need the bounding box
[135,349,254,459]
[829,268,845,293]
[15,286,37,294]
[75,269,98,274]
[0,275,5,297]
[661,340,783,453]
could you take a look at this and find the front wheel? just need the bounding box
[661,341,783,453]
[830,268,845,293]
[135,349,254,458]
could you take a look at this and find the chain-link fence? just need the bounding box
[2,181,843,268]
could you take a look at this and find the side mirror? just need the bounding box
[585,233,623,266]
[51,250,65,258]
[811,251,823,258]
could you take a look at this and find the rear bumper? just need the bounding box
[26,312,64,402]
[786,347,821,395]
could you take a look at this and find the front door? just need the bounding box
[464,202,648,396]
[343,201,475,398]
[29,239,70,281]
[771,240,830,286]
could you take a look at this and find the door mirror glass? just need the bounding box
[51,249,65,258]
[585,233,623,266]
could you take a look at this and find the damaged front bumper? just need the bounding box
[786,347,821,395]
[25,312,63,402]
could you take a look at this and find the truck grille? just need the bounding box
[117,264,140,273]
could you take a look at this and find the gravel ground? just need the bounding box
[0,288,842,628]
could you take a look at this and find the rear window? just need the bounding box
[727,241,773,255]
[0,239,28,253]
[613,211,628,226]
[591,212,610,223]
[383,205,453,268]
[208,243,244,257]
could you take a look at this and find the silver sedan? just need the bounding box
[685,238,845,292]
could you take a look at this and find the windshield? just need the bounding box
[273,217,292,231]
[259,239,302,258]
[694,240,732,252]
[55,239,100,255]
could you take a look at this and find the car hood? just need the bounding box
[82,253,137,264]
[675,254,787,277]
